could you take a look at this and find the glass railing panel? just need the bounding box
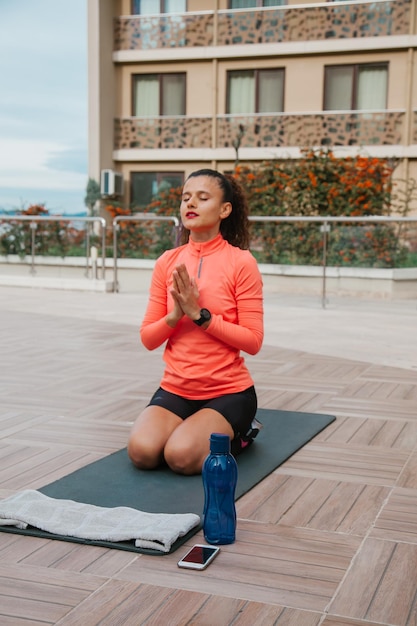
[216,0,410,46]
[115,2,410,51]
[114,116,212,149]
[114,12,213,51]
[217,111,405,148]
[115,112,405,150]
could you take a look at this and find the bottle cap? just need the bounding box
[209,433,231,453]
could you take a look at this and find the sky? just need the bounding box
[0,0,88,215]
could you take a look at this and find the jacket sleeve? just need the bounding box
[140,256,176,350]
[204,254,264,355]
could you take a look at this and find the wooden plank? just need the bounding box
[202,598,283,626]
[321,396,417,421]
[116,522,360,612]
[371,488,417,544]
[365,541,417,625]
[398,451,417,489]
[56,581,173,626]
[330,538,417,624]
[0,563,103,625]
[323,618,387,626]
[0,445,99,490]
[278,443,409,485]
[246,477,389,535]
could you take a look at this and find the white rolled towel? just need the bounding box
[0,489,200,553]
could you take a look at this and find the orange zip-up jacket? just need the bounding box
[140,233,264,399]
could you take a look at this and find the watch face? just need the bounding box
[201,308,211,321]
[194,308,211,326]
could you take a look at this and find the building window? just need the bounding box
[229,1,286,7]
[227,69,284,114]
[131,172,184,209]
[132,0,186,14]
[324,63,388,110]
[133,74,186,116]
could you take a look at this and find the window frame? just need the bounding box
[228,1,286,7]
[130,171,185,209]
[323,62,389,111]
[132,72,186,117]
[131,1,187,14]
[226,68,285,114]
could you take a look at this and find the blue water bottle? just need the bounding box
[202,433,238,545]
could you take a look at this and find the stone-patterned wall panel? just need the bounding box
[114,17,160,51]
[159,118,212,149]
[218,117,245,148]
[350,112,404,146]
[217,11,263,45]
[114,118,163,150]
[116,113,404,150]
[114,14,213,51]
[217,113,405,149]
[114,117,212,149]
[187,117,212,148]
[217,0,410,45]
[218,116,286,148]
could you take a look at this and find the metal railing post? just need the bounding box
[113,221,119,293]
[101,220,106,280]
[30,221,37,275]
[84,224,90,278]
[320,220,330,309]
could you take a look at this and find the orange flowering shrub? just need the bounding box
[103,204,152,258]
[144,186,183,255]
[104,186,181,258]
[120,151,411,267]
[232,149,408,267]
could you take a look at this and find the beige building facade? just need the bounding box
[87,0,417,211]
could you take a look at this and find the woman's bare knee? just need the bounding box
[127,437,162,470]
[127,406,182,470]
[164,441,204,475]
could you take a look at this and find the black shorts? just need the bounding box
[147,386,257,442]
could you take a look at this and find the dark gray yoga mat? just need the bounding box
[1,408,335,554]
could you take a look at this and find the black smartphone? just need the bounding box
[177,544,220,570]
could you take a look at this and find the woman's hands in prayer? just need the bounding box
[171,264,200,318]
[166,264,200,327]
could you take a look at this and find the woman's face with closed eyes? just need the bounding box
[180,176,232,242]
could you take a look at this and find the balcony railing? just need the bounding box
[0,216,107,279]
[218,111,405,148]
[110,215,417,306]
[114,116,212,150]
[114,0,410,52]
[114,11,213,51]
[217,0,410,46]
[114,111,406,151]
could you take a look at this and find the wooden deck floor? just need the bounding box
[0,293,417,625]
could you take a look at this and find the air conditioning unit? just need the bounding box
[100,169,124,197]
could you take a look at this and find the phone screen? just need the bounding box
[178,544,220,569]
[182,545,217,565]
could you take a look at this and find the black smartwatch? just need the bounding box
[193,308,212,326]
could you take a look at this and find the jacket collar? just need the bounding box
[187,233,226,256]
